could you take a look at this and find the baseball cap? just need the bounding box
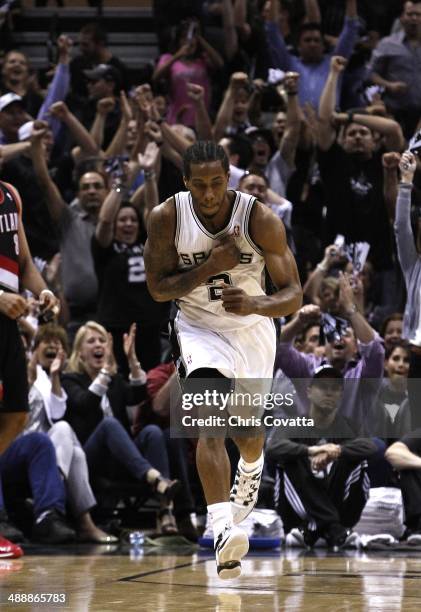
[311,364,343,382]
[245,127,276,155]
[245,126,273,142]
[84,63,121,83]
[0,92,23,112]
[18,121,34,141]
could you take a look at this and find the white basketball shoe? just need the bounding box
[214,524,249,580]
[230,460,263,525]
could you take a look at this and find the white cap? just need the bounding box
[0,92,23,112]
[18,121,34,141]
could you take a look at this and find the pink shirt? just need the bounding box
[157,53,210,126]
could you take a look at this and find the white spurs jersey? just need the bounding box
[174,190,267,331]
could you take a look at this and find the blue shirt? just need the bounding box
[265,18,359,108]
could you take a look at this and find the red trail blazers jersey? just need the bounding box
[0,181,20,293]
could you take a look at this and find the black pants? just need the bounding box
[275,456,369,535]
[0,314,28,413]
[400,468,421,530]
[398,429,421,530]
[408,351,421,431]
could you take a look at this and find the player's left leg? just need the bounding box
[230,435,265,525]
[0,317,29,455]
[197,436,249,579]
[226,317,276,525]
[189,368,249,579]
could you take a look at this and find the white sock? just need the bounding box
[208,502,233,541]
[239,452,264,473]
[146,468,161,484]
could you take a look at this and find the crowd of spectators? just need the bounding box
[2,0,421,553]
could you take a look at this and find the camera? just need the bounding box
[320,313,349,345]
[104,155,128,179]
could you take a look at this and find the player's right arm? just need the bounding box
[144,199,240,302]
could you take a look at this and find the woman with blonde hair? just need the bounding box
[62,320,180,533]
[25,322,118,543]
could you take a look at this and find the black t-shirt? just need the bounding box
[67,96,121,151]
[91,235,169,327]
[317,142,393,270]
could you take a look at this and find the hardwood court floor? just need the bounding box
[1,546,421,611]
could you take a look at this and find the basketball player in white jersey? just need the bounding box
[145,141,302,579]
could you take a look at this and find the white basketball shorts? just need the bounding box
[171,311,276,380]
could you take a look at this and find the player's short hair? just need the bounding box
[183,141,229,179]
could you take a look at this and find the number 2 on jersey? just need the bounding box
[206,273,233,302]
[128,256,146,283]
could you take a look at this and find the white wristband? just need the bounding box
[40,289,54,298]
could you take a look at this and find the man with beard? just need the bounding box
[317,55,405,273]
[266,365,379,550]
[30,124,109,336]
[275,274,384,429]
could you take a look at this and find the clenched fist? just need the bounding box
[221,284,256,316]
[0,292,27,320]
[330,56,347,74]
